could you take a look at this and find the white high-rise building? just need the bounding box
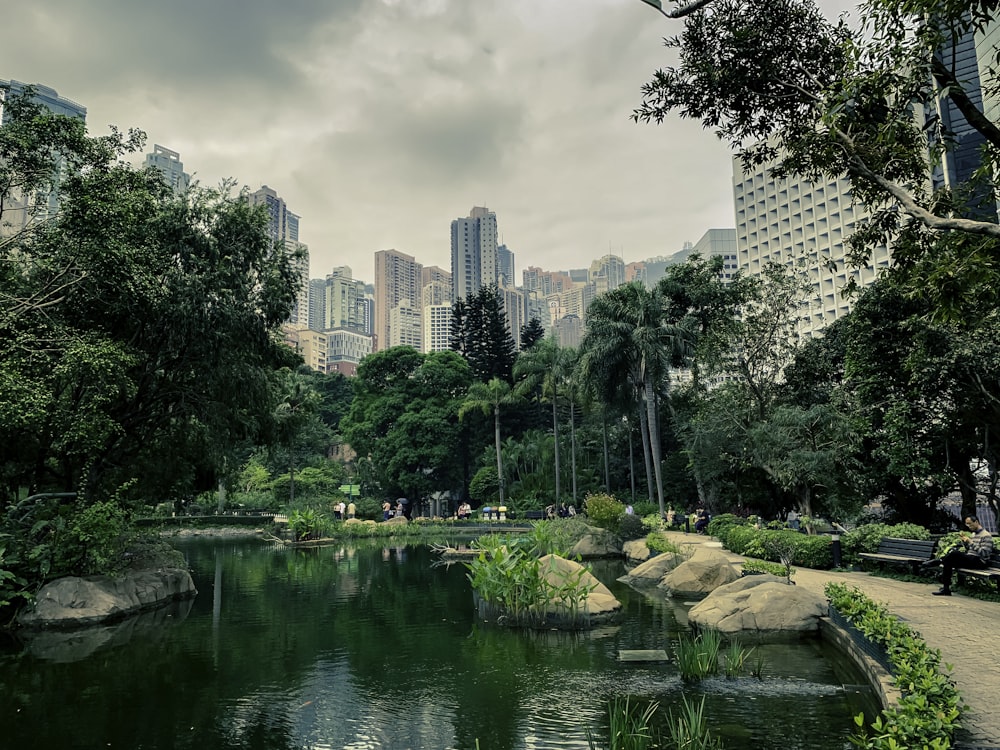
[423,305,453,353]
[388,300,422,350]
[451,206,498,302]
[0,80,86,236]
[733,155,891,339]
[249,185,309,327]
[144,144,190,195]
[325,266,366,332]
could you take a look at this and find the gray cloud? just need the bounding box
[2,0,858,283]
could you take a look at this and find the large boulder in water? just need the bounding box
[533,554,621,624]
[623,539,653,563]
[688,575,827,633]
[618,552,681,585]
[18,568,197,629]
[658,547,739,597]
[570,525,622,559]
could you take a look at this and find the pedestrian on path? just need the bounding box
[922,516,994,596]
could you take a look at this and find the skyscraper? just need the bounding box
[497,244,515,288]
[0,80,86,236]
[325,266,367,332]
[451,206,498,302]
[249,185,309,327]
[143,144,190,195]
[374,249,422,352]
[732,154,890,339]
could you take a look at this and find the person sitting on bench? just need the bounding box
[922,516,994,596]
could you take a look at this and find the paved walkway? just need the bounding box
[663,531,1000,749]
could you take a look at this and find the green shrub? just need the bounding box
[706,513,748,541]
[584,493,625,532]
[826,583,960,749]
[632,501,658,519]
[618,513,646,541]
[721,526,834,569]
[645,532,681,555]
[469,466,500,504]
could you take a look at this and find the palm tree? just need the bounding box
[514,336,574,505]
[581,282,693,516]
[459,377,517,506]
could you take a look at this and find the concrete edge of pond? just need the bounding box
[818,616,900,710]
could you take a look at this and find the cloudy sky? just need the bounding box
[3,0,856,284]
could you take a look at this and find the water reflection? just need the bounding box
[0,538,877,750]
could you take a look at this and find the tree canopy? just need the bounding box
[0,87,301,507]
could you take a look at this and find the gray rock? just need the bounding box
[622,539,652,563]
[658,547,739,597]
[619,552,680,584]
[570,526,622,558]
[536,554,621,620]
[688,577,827,633]
[18,568,198,630]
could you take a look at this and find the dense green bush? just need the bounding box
[469,466,500,504]
[706,513,748,541]
[583,493,625,532]
[722,526,834,569]
[841,523,931,566]
[826,583,960,749]
[618,512,646,541]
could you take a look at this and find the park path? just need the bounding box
[661,531,1000,750]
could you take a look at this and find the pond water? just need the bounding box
[0,538,877,749]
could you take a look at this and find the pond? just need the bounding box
[0,538,877,749]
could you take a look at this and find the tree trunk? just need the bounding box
[645,376,666,516]
[494,405,504,505]
[552,395,560,505]
[602,409,611,493]
[638,399,654,503]
[628,418,637,504]
[570,399,578,504]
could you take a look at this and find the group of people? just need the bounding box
[333,501,356,520]
[381,498,412,521]
[544,503,577,519]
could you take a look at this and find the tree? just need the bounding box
[450,284,517,383]
[459,377,518,506]
[519,317,546,350]
[633,0,1000,319]
[0,89,300,508]
[342,347,470,506]
[514,336,574,505]
[581,282,694,515]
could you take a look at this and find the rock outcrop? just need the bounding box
[618,551,680,585]
[536,554,621,622]
[687,575,827,633]
[658,547,739,597]
[570,525,622,559]
[622,539,653,563]
[18,568,198,630]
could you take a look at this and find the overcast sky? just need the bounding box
[3,0,858,284]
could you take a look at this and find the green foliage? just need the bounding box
[705,513,748,540]
[584,492,625,532]
[618,512,646,542]
[645,532,681,556]
[587,696,660,750]
[741,558,793,580]
[665,696,725,750]
[722,527,834,569]
[450,284,517,384]
[826,583,960,749]
[61,499,132,576]
[343,348,471,502]
[673,629,722,681]
[469,465,500,504]
[464,535,597,629]
[0,544,29,611]
[841,523,931,566]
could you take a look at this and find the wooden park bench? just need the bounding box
[521,510,546,521]
[955,549,1000,590]
[858,537,937,574]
